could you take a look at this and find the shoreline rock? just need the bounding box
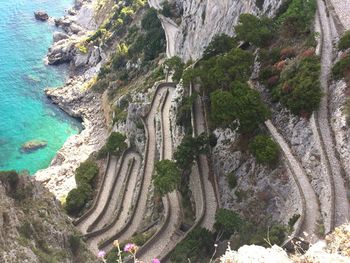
[35,0,107,199]
[21,140,47,153]
[34,11,49,21]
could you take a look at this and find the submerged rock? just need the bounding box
[21,140,47,153]
[34,11,49,21]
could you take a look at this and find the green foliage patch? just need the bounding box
[153,160,181,196]
[249,135,279,165]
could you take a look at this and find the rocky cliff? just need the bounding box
[0,172,95,262]
[169,0,284,61]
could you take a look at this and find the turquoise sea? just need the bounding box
[0,0,81,174]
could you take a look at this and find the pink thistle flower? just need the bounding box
[152,258,161,263]
[124,243,135,252]
[97,250,106,258]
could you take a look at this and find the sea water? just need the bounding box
[0,0,81,174]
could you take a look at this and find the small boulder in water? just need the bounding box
[34,11,49,21]
[21,140,47,153]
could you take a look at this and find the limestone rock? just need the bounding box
[53,32,69,42]
[20,140,47,153]
[34,11,49,21]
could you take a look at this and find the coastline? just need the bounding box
[35,0,108,199]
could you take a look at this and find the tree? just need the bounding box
[235,14,275,47]
[164,56,184,82]
[106,132,127,155]
[230,82,270,133]
[210,90,235,127]
[250,135,279,165]
[75,160,99,186]
[278,56,322,115]
[214,209,244,239]
[338,30,350,51]
[153,160,181,196]
[174,134,209,170]
[200,48,254,92]
[65,183,93,215]
[203,34,236,59]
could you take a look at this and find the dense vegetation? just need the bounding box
[153,160,181,196]
[91,5,166,93]
[255,0,321,116]
[65,160,99,216]
[170,227,214,262]
[249,135,279,165]
[338,30,350,51]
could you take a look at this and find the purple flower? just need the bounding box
[124,243,132,252]
[97,250,106,258]
[152,258,160,263]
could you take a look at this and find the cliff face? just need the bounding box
[170,0,284,61]
[0,173,95,262]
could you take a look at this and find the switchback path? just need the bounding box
[98,85,169,252]
[266,121,320,241]
[74,155,118,234]
[314,0,350,231]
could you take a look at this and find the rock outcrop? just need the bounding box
[0,173,95,262]
[168,0,284,61]
[34,11,49,21]
[20,140,47,153]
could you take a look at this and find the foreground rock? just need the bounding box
[34,11,49,21]
[20,140,47,153]
[0,173,96,262]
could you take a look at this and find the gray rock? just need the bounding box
[53,32,68,42]
[21,140,47,153]
[34,11,49,21]
[47,40,76,65]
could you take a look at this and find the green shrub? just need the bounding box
[170,227,214,263]
[176,93,196,133]
[227,172,237,188]
[215,209,244,239]
[278,56,322,115]
[65,184,93,215]
[339,31,350,51]
[332,54,350,80]
[277,0,317,36]
[174,134,209,171]
[164,56,184,82]
[203,34,236,59]
[68,235,81,255]
[288,214,301,231]
[235,14,275,47]
[75,160,99,186]
[105,132,127,155]
[250,135,279,165]
[153,160,181,196]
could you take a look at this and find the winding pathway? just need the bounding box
[265,121,320,241]
[98,85,169,252]
[313,0,350,231]
[74,155,118,234]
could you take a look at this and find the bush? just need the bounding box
[235,14,275,47]
[203,34,236,59]
[75,160,99,186]
[277,0,317,37]
[215,209,244,239]
[339,31,350,51]
[278,55,322,115]
[250,135,279,165]
[174,134,209,171]
[170,227,214,262]
[68,235,81,255]
[332,54,350,80]
[105,132,127,155]
[164,56,184,82]
[176,93,196,133]
[227,172,238,189]
[65,184,93,215]
[153,160,181,196]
